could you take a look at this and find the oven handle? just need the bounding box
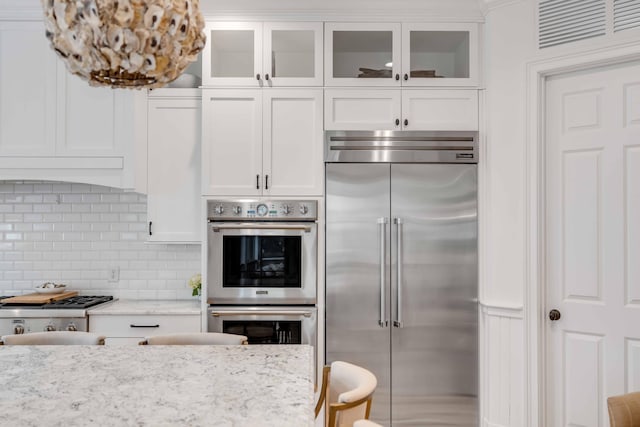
[211,224,312,233]
[210,310,313,318]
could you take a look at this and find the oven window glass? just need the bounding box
[223,320,302,344]
[223,236,302,288]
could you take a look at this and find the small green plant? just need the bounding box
[188,273,201,297]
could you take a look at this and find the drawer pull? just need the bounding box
[130,324,160,328]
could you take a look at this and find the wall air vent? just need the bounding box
[614,0,640,32]
[538,0,606,49]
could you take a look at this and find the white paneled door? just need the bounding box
[545,60,640,426]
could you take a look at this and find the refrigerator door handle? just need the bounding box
[394,217,404,328]
[378,217,388,328]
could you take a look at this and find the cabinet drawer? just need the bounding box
[89,315,200,337]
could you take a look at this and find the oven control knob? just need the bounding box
[45,324,56,332]
[67,323,77,332]
[14,324,24,335]
[299,204,309,215]
[232,206,242,215]
[256,203,269,217]
[214,205,225,215]
[281,204,292,215]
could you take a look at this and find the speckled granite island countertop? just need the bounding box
[0,345,314,427]
[87,299,201,315]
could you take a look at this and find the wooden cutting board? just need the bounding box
[0,291,78,304]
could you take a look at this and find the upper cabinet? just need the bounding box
[325,22,479,87]
[0,19,139,189]
[202,22,323,87]
[202,88,323,197]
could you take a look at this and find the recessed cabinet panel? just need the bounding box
[0,21,56,156]
[325,23,401,87]
[202,89,262,196]
[57,71,118,155]
[324,89,401,130]
[147,97,201,243]
[402,90,478,130]
[264,89,323,196]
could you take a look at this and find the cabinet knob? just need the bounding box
[549,309,561,321]
[404,119,408,126]
[395,74,399,81]
[265,74,270,81]
[256,74,261,81]
[395,119,400,126]
[404,74,408,81]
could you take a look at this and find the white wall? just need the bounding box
[0,181,201,299]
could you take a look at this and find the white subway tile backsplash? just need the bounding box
[0,181,201,299]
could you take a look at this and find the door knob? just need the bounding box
[549,309,561,321]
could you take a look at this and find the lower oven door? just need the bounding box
[207,306,317,347]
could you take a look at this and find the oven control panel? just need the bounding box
[207,200,317,221]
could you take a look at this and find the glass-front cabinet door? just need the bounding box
[203,22,323,87]
[203,22,262,86]
[263,22,323,86]
[325,23,401,87]
[401,23,478,87]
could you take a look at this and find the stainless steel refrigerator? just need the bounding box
[325,131,478,427]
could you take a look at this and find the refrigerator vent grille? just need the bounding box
[538,0,606,49]
[614,0,640,32]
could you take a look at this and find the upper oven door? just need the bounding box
[208,222,317,304]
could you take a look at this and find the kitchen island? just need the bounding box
[0,344,314,427]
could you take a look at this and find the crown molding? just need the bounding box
[478,0,525,16]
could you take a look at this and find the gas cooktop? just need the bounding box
[0,295,114,309]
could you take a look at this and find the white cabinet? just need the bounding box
[202,88,323,196]
[325,22,479,87]
[89,314,201,346]
[146,90,201,243]
[203,21,323,87]
[0,20,56,156]
[0,19,138,189]
[325,89,478,131]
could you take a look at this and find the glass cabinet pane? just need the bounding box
[409,31,469,79]
[271,30,315,78]
[209,30,255,78]
[333,31,393,79]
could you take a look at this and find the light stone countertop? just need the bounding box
[88,299,201,315]
[0,344,314,427]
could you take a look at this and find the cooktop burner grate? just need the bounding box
[45,296,114,309]
[0,295,114,309]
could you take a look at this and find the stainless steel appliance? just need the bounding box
[0,295,115,335]
[325,131,478,426]
[207,199,317,305]
[208,305,317,346]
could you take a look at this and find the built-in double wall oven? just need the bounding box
[206,200,317,349]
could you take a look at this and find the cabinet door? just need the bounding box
[147,97,201,243]
[401,23,479,87]
[325,22,401,87]
[263,89,323,196]
[202,22,263,87]
[263,22,323,87]
[402,89,478,131]
[202,89,262,196]
[56,67,127,157]
[324,89,401,131]
[0,20,56,156]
